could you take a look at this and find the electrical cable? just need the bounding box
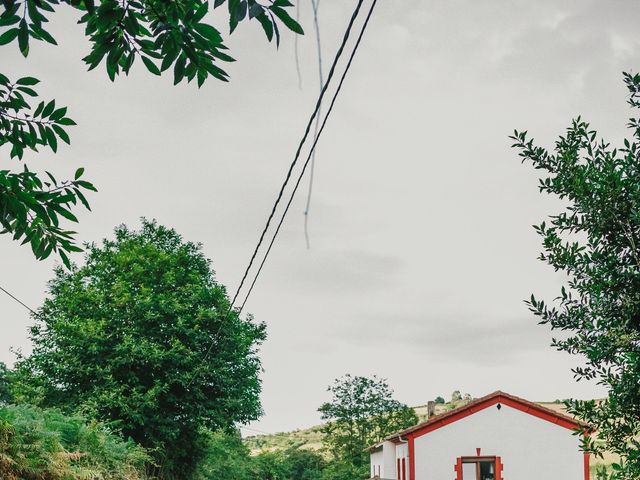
[238,0,378,314]
[229,0,366,309]
[187,0,376,387]
[0,285,36,314]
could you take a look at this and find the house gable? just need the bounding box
[391,391,590,442]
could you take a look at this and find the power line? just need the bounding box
[188,0,374,388]
[0,285,36,314]
[238,0,378,314]
[229,0,366,309]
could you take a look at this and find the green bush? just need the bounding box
[195,430,253,480]
[0,404,148,480]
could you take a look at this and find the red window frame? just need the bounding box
[454,456,502,480]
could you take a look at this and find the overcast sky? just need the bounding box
[2,0,640,435]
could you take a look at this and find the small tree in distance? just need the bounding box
[318,375,418,478]
[434,396,445,404]
[512,72,640,479]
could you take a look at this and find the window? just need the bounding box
[401,458,406,480]
[397,458,401,480]
[456,456,501,480]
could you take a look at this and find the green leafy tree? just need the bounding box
[512,72,640,479]
[0,0,301,264]
[12,219,267,478]
[318,375,418,475]
[283,447,326,480]
[251,450,289,480]
[434,396,445,404]
[319,460,365,480]
[195,430,253,480]
[0,362,13,404]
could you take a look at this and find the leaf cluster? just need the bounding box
[511,73,640,479]
[0,73,94,264]
[1,0,303,86]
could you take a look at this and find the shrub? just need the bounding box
[0,404,148,480]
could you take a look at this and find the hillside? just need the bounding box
[243,397,571,454]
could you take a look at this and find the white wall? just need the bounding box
[413,403,584,480]
[371,449,383,478]
[371,441,400,479]
[396,442,409,480]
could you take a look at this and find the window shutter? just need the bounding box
[454,457,463,480]
[495,456,503,480]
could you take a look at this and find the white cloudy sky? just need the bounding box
[2,0,640,435]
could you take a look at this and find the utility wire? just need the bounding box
[187,0,370,388]
[238,0,378,314]
[303,0,325,249]
[0,285,36,314]
[229,0,366,309]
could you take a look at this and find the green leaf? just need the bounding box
[32,25,57,45]
[52,205,78,222]
[50,107,68,121]
[18,19,29,56]
[42,99,55,117]
[75,167,85,180]
[58,117,77,126]
[52,124,70,144]
[59,249,71,269]
[17,76,40,85]
[141,56,161,75]
[33,101,45,117]
[271,6,304,35]
[173,55,187,85]
[16,86,37,96]
[45,127,58,152]
[194,23,222,43]
[256,13,273,42]
[0,28,19,45]
[0,15,20,27]
[193,2,209,22]
[76,180,97,192]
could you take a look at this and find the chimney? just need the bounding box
[427,401,436,418]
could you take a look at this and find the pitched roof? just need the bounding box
[385,391,591,442]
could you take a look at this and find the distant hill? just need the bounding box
[243,397,571,454]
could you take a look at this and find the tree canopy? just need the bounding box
[0,0,302,265]
[513,72,640,479]
[12,219,267,478]
[318,375,417,474]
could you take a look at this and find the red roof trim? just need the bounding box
[392,391,591,441]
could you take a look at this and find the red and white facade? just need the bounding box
[369,391,591,480]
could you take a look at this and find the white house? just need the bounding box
[369,391,591,480]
